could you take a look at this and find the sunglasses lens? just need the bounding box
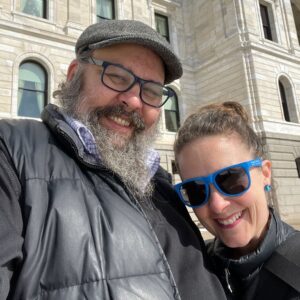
[215,167,249,195]
[180,180,207,207]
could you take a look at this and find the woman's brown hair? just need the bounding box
[174,101,264,162]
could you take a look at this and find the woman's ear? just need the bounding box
[262,159,272,185]
[67,59,79,81]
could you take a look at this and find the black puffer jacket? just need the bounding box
[207,208,299,300]
[0,104,226,300]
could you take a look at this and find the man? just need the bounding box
[0,20,226,299]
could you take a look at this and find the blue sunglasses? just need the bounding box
[174,158,262,208]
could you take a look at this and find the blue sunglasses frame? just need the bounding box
[174,158,262,208]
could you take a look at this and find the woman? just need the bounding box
[173,101,300,300]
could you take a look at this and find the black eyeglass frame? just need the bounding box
[80,56,174,108]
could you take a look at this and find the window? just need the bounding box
[296,157,300,178]
[18,61,47,118]
[164,90,180,132]
[155,13,170,42]
[278,77,298,123]
[171,160,179,175]
[279,81,291,122]
[260,3,273,40]
[21,0,47,18]
[291,1,300,45]
[96,0,115,21]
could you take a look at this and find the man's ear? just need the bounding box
[262,159,272,185]
[67,59,79,81]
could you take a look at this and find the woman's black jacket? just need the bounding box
[207,208,300,300]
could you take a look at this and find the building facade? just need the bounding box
[0,0,300,230]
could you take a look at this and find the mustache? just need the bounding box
[89,105,146,132]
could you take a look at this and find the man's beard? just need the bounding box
[55,66,160,201]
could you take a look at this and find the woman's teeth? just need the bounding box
[217,211,242,225]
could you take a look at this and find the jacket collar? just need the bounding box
[210,207,294,278]
[41,103,103,168]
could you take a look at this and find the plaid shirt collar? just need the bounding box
[61,111,160,180]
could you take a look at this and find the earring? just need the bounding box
[264,185,272,192]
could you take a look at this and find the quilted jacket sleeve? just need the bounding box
[0,140,23,299]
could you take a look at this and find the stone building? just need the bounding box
[0,0,300,231]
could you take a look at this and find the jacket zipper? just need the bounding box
[225,267,233,294]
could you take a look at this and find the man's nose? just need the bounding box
[119,83,143,111]
[208,185,231,214]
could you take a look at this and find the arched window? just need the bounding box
[278,77,298,123]
[164,89,180,132]
[21,0,47,18]
[296,157,300,178]
[279,81,291,122]
[18,61,47,118]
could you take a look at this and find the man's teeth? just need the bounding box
[110,116,130,126]
[217,211,242,225]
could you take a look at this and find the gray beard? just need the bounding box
[81,107,158,201]
[55,66,160,201]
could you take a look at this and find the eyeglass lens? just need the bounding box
[102,64,169,107]
[180,167,249,207]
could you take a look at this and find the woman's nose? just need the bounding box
[208,185,231,214]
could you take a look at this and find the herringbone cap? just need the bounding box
[75,20,182,84]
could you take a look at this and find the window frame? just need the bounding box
[164,89,180,132]
[17,60,48,118]
[260,3,273,40]
[258,0,278,42]
[291,1,300,46]
[278,76,299,123]
[155,12,170,42]
[296,157,300,178]
[21,0,48,19]
[96,0,115,21]
[279,81,291,122]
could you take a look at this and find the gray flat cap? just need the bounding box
[75,20,182,84]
